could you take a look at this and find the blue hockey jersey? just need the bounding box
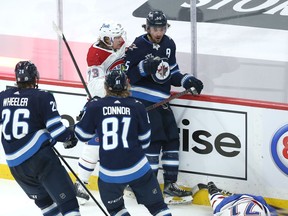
[125,34,185,103]
[0,87,73,167]
[74,96,151,183]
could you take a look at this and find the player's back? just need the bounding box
[90,96,151,183]
[217,194,272,216]
[94,97,149,165]
[0,87,55,166]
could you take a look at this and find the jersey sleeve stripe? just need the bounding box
[74,126,95,141]
[138,129,151,141]
[46,116,62,128]
[49,125,66,139]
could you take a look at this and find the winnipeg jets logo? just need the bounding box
[151,59,171,84]
[157,62,169,78]
[153,43,160,50]
[156,60,169,79]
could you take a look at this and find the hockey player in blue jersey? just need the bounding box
[124,10,204,204]
[74,21,128,204]
[0,61,81,215]
[207,182,277,216]
[74,67,172,216]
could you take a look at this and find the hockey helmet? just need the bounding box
[105,66,128,92]
[146,10,167,28]
[15,61,39,83]
[99,21,124,43]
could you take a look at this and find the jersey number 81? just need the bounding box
[102,116,131,150]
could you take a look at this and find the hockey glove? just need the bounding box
[63,134,78,149]
[182,74,204,94]
[138,56,163,77]
[63,127,78,149]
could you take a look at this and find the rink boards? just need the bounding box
[0,77,287,208]
[1,0,288,103]
[0,0,288,210]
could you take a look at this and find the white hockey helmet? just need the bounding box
[99,21,124,45]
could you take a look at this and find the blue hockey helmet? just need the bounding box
[105,66,128,92]
[146,10,167,27]
[15,61,39,83]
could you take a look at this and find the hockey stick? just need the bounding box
[53,147,109,216]
[52,21,92,100]
[59,87,198,161]
[145,87,197,111]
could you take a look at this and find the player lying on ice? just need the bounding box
[207,181,278,216]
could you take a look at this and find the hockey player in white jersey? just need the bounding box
[207,182,277,216]
[86,21,127,98]
[74,21,127,204]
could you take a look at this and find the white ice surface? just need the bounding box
[0,179,212,216]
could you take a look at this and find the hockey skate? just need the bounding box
[124,185,136,199]
[74,181,90,205]
[207,181,219,195]
[163,182,193,205]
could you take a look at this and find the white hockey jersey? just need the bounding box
[210,193,275,216]
[86,42,126,98]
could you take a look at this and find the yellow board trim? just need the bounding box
[1,164,287,209]
[0,164,14,179]
[192,189,288,209]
